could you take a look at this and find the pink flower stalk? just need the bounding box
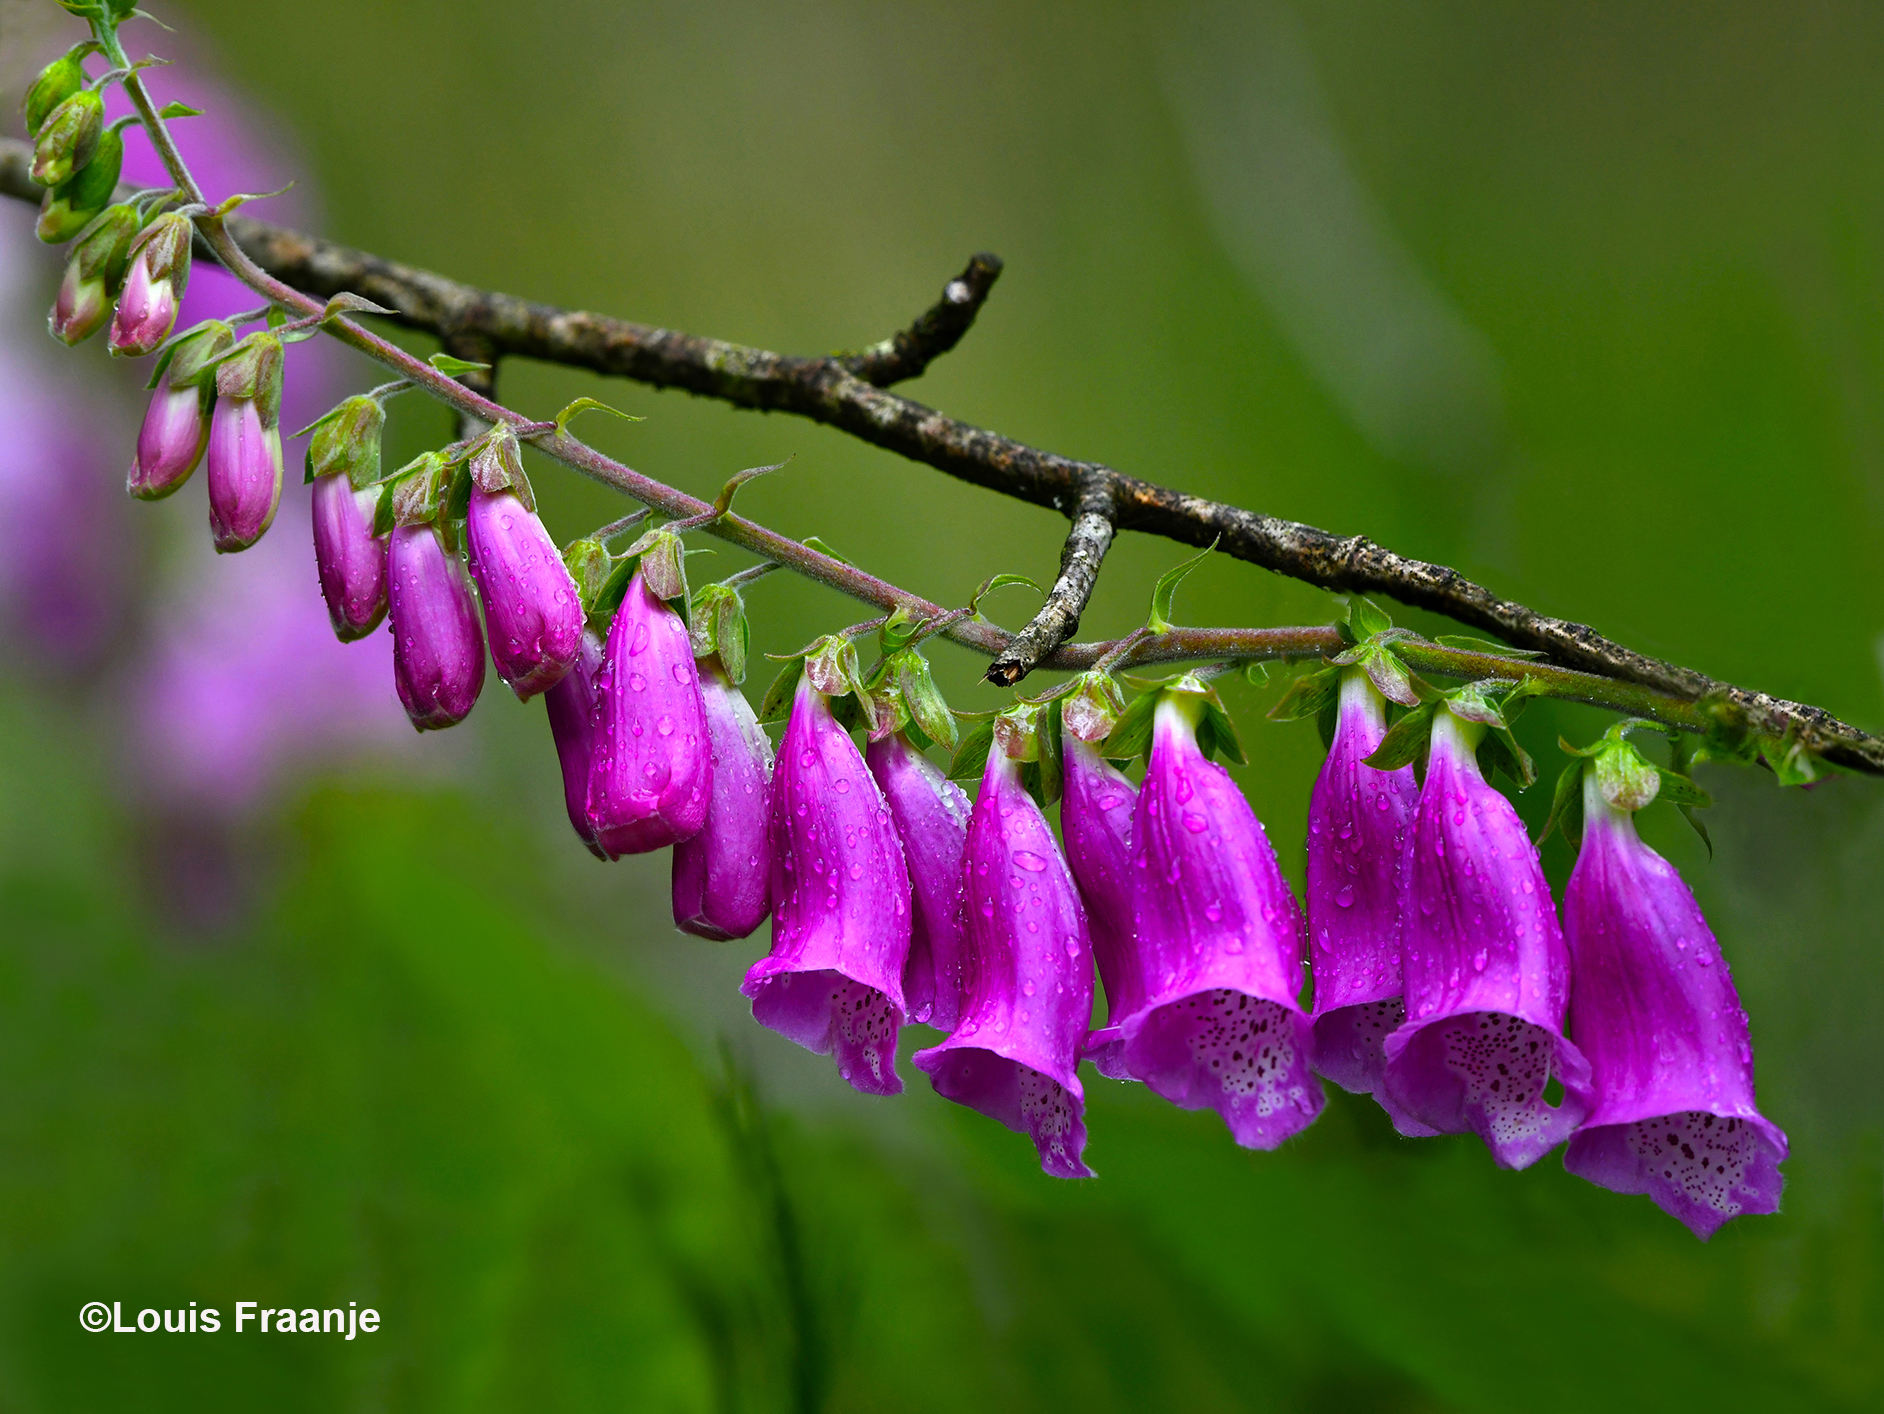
[1060,725,1140,1080]
[866,728,971,1029]
[544,626,607,858]
[672,660,774,940]
[464,485,582,699]
[387,524,486,731]
[743,669,912,1096]
[586,570,712,855]
[913,738,1095,1178]
[1561,759,1787,1239]
[1382,706,1594,1168]
[1114,687,1324,1149]
[310,472,388,640]
[107,212,190,358]
[1305,670,1429,1132]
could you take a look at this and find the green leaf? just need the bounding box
[947,720,996,783]
[801,536,852,567]
[709,457,791,519]
[1348,595,1394,639]
[969,573,1043,617]
[429,352,492,377]
[895,651,957,753]
[757,657,806,725]
[1679,804,1714,859]
[1196,691,1246,766]
[1538,759,1586,852]
[155,100,203,119]
[1147,538,1218,634]
[322,292,398,320]
[550,396,644,439]
[1654,768,1712,810]
[1267,665,1341,723]
[1434,634,1548,660]
[1098,689,1160,765]
[1363,701,1436,771]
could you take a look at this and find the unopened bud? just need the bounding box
[108,212,191,358]
[36,119,124,244]
[465,484,582,699]
[30,88,103,188]
[312,470,389,640]
[389,523,487,731]
[47,202,139,346]
[128,384,211,501]
[305,395,385,489]
[206,334,284,552]
[21,47,91,138]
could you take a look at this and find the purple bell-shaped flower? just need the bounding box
[545,626,607,859]
[1057,673,1140,1081]
[866,728,970,1029]
[1305,669,1429,1131]
[1114,679,1323,1149]
[743,644,912,1095]
[463,428,582,700]
[1382,699,1594,1168]
[205,333,284,553]
[107,211,191,359]
[388,519,486,732]
[1559,735,1787,1238]
[672,658,774,940]
[586,544,712,856]
[914,706,1094,1177]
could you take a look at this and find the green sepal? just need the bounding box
[22,45,95,139]
[623,527,689,606]
[563,538,612,618]
[1757,726,1828,787]
[1098,688,1159,765]
[1537,759,1586,852]
[1593,738,1660,811]
[947,719,995,783]
[146,317,233,392]
[803,635,878,732]
[466,424,535,512]
[212,332,284,429]
[891,649,957,752]
[1348,595,1394,640]
[801,536,851,566]
[379,450,451,534]
[1021,697,1065,809]
[300,394,385,489]
[1679,806,1714,859]
[690,582,752,684]
[1266,663,1342,723]
[1477,730,1537,790]
[34,119,121,243]
[1654,768,1712,810]
[31,88,103,188]
[156,100,204,119]
[1364,701,1437,772]
[1060,670,1126,744]
[706,457,791,520]
[591,551,643,624]
[1147,539,1216,634]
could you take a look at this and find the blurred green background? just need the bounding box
[2,0,1881,1408]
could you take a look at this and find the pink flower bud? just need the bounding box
[388,523,486,731]
[311,471,389,640]
[49,257,110,346]
[1061,732,1139,1079]
[866,729,970,1029]
[106,250,179,358]
[545,627,607,857]
[464,486,582,699]
[206,396,283,552]
[586,570,712,855]
[672,660,774,939]
[127,383,211,501]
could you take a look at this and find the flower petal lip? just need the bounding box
[1059,732,1139,1080]
[388,523,486,731]
[743,674,911,1095]
[1561,771,1786,1240]
[672,659,774,940]
[464,486,583,700]
[545,627,607,858]
[127,382,210,501]
[1382,707,1594,1169]
[866,729,970,1029]
[205,397,282,552]
[311,472,389,640]
[1304,671,1430,1133]
[585,570,712,856]
[913,750,1095,1177]
[1114,693,1324,1150]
